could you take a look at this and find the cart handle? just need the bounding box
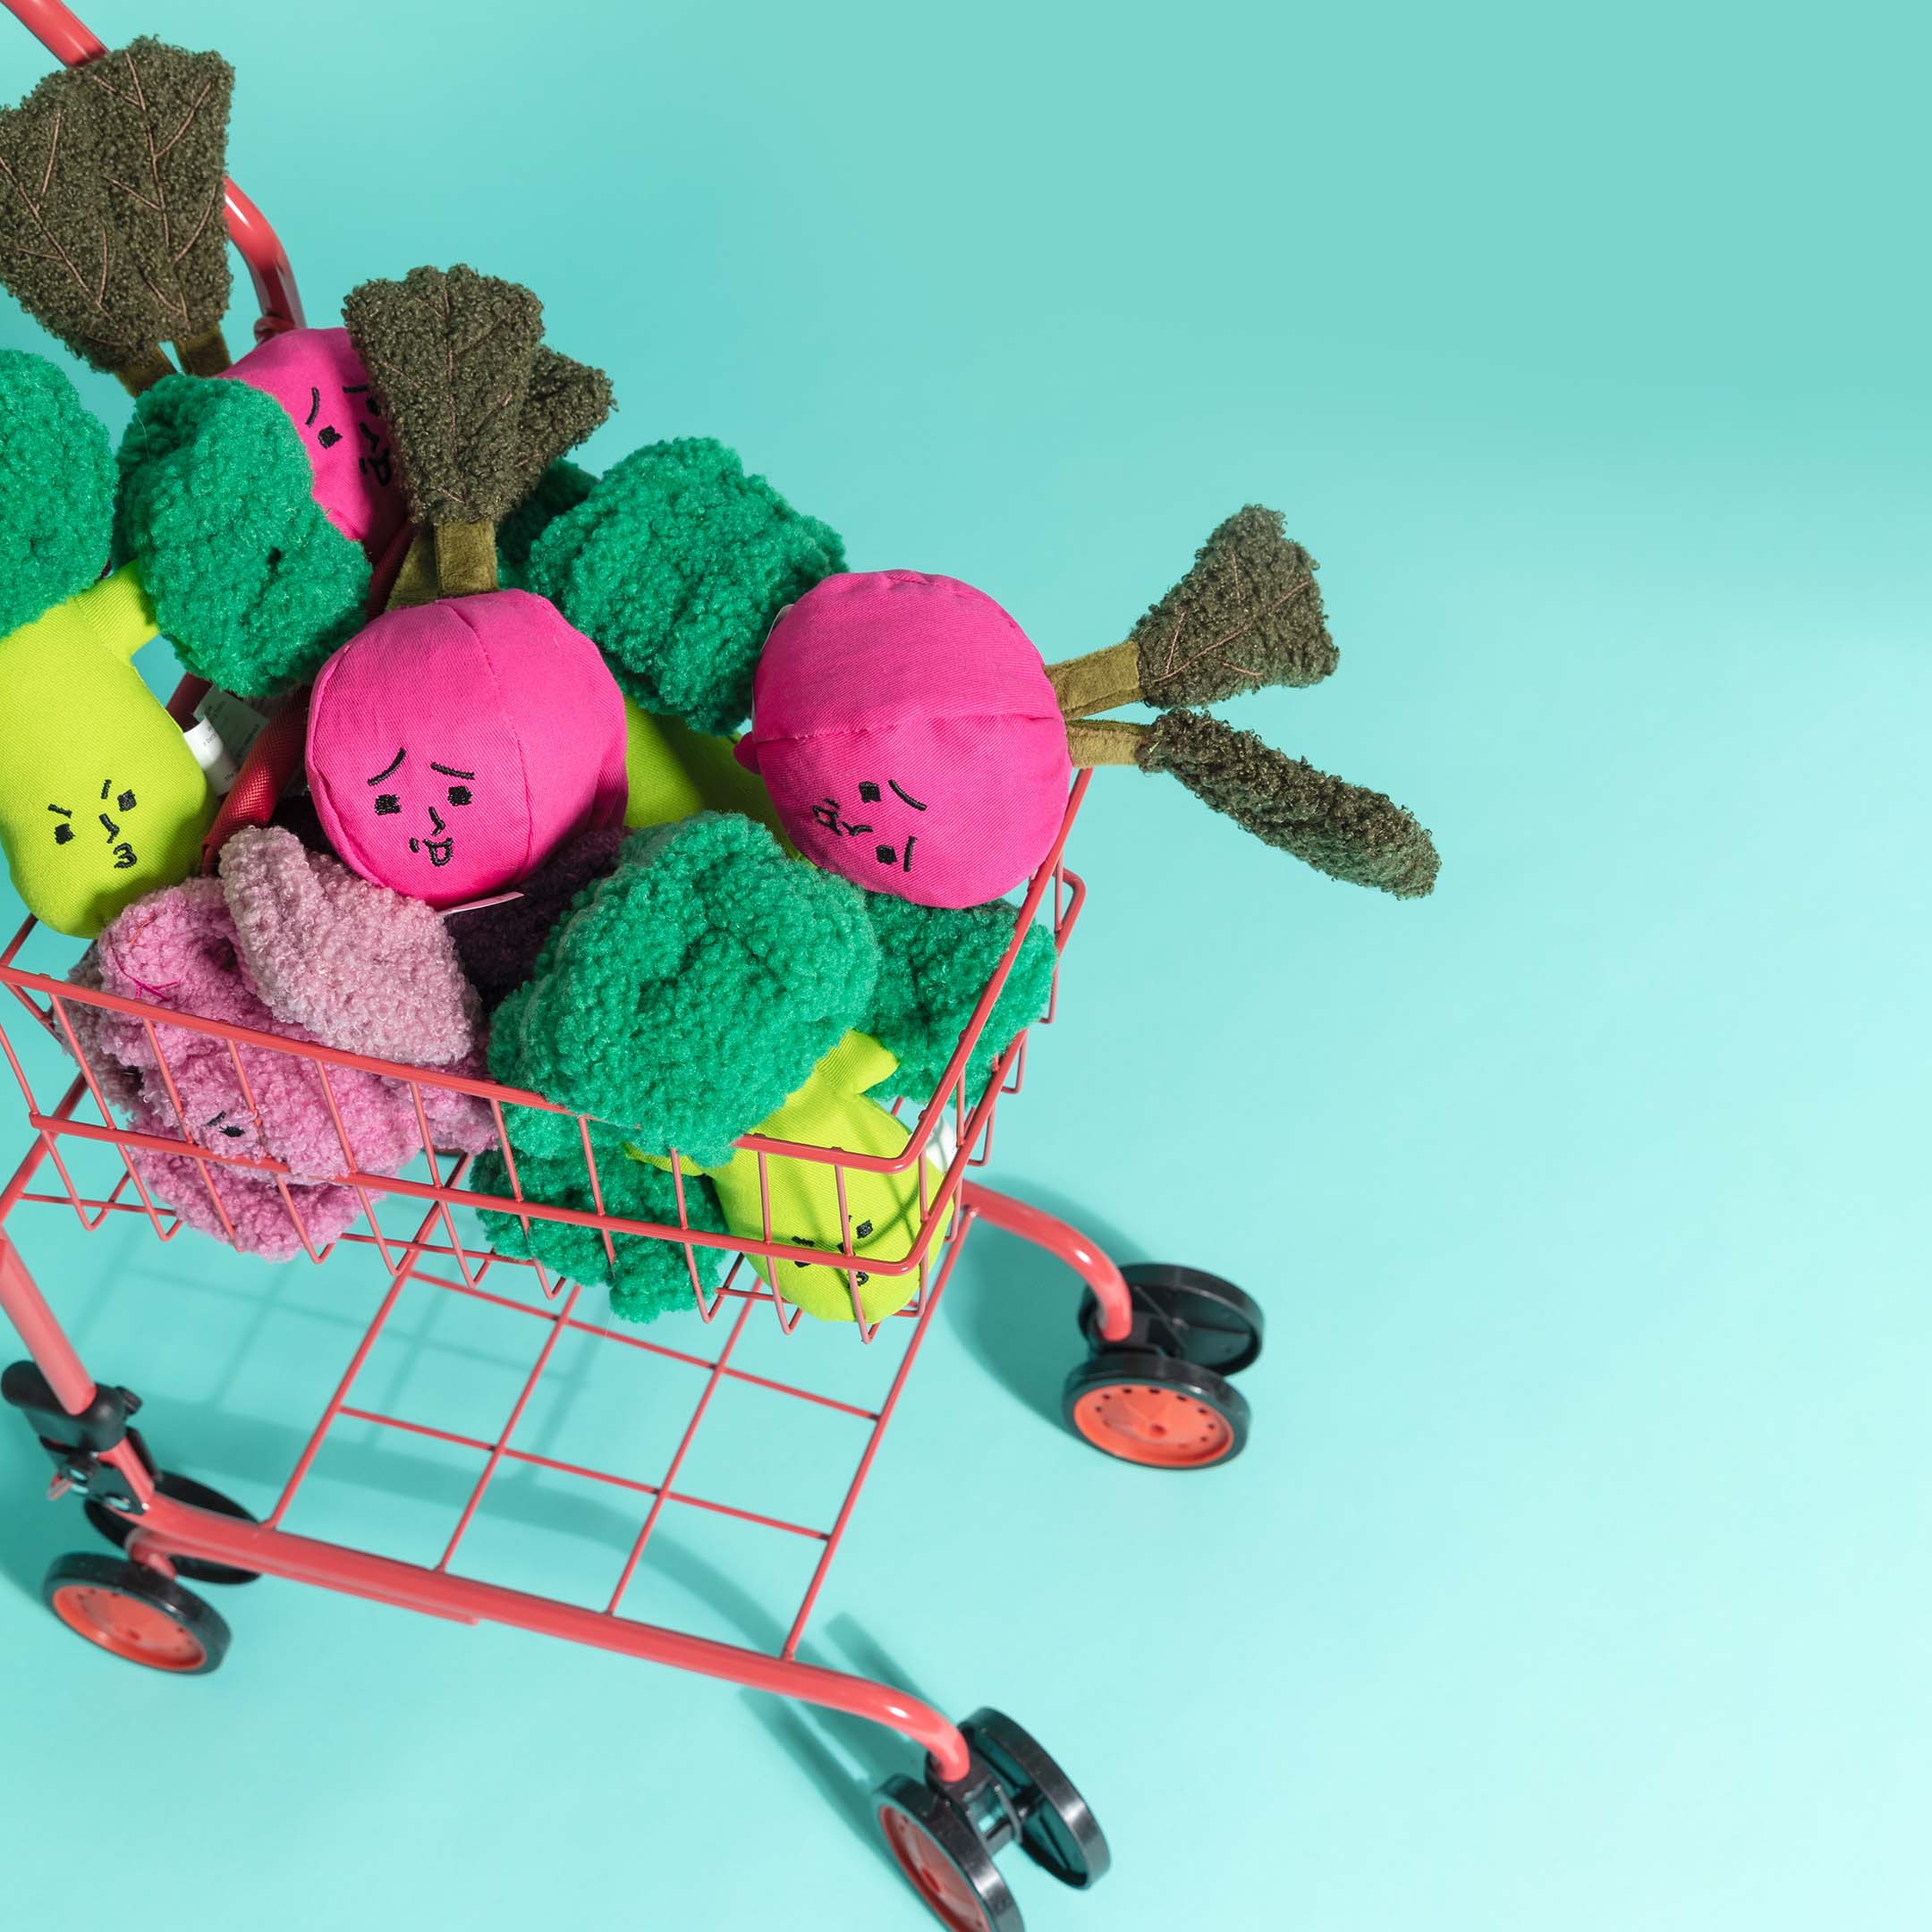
[1,0,305,340]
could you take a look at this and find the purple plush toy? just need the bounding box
[70,826,496,1258]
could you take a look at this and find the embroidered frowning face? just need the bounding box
[735,572,1073,909]
[363,746,477,877]
[47,776,145,877]
[221,326,407,559]
[307,590,629,911]
[0,567,214,937]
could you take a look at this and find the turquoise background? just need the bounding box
[1,1,1928,1927]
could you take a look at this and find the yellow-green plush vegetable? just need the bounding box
[0,565,211,936]
[622,699,791,844]
[634,1030,953,1322]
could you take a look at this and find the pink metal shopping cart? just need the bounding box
[0,6,1267,1926]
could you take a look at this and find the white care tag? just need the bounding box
[193,687,271,771]
[182,716,240,794]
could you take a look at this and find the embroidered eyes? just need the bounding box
[373,785,469,816]
[47,784,139,850]
[367,751,474,823]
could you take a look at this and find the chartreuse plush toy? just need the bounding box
[632,1030,955,1323]
[0,352,210,936]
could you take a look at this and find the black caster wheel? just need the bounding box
[877,1773,1022,1932]
[1079,1261,1264,1375]
[86,1470,260,1586]
[959,1707,1111,1890]
[1063,1348,1250,1468]
[42,1551,230,1675]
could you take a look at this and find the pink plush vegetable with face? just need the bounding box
[733,511,1444,907]
[306,589,629,910]
[736,572,1072,910]
[220,326,407,559]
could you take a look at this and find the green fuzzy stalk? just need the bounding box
[116,374,371,695]
[0,351,114,635]
[472,1147,727,1323]
[1139,709,1439,898]
[526,437,843,735]
[859,894,1057,1103]
[487,813,879,1169]
[1129,505,1337,708]
[497,456,597,585]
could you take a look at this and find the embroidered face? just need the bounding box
[221,326,407,558]
[307,590,629,911]
[46,776,145,876]
[361,746,478,877]
[0,570,214,937]
[736,572,1073,909]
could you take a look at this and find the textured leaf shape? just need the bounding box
[343,265,544,526]
[0,350,114,635]
[0,64,146,372]
[526,437,844,735]
[1139,710,1439,898]
[79,39,233,343]
[116,375,370,695]
[1130,505,1337,709]
[513,346,610,496]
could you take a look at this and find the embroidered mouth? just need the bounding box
[409,836,455,868]
[111,843,137,871]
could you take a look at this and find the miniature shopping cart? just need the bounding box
[0,5,1267,1927]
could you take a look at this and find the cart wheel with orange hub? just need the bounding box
[41,1551,231,1675]
[875,1707,1108,1930]
[1064,1261,1263,1469]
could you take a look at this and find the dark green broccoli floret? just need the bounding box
[0,351,115,636]
[487,813,878,1169]
[472,1146,728,1324]
[526,436,843,734]
[860,894,1056,1104]
[116,373,369,695]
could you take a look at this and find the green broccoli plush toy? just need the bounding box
[0,352,212,936]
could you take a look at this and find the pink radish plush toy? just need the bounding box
[220,326,408,561]
[736,572,1071,909]
[306,589,628,910]
[733,512,1441,909]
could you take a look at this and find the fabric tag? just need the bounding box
[194,686,272,770]
[182,716,240,793]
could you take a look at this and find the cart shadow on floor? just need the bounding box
[741,1613,945,1878]
[948,1186,1142,1428]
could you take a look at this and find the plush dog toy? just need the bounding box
[632,1030,956,1324]
[69,826,496,1258]
[735,513,1440,906]
[0,40,235,393]
[0,352,213,936]
[218,326,410,561]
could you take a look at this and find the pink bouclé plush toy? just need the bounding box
[306,588,629,911]
[69,826,498,1258]
[218,326,408,561]
[736,572,1073,910]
